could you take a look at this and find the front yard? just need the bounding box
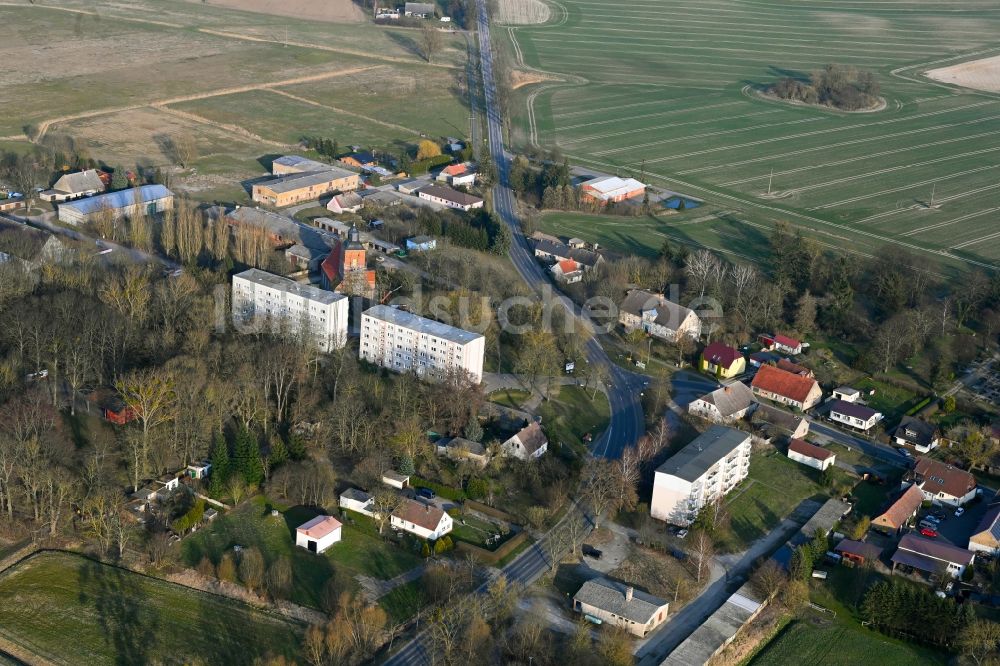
[537,384,611,450]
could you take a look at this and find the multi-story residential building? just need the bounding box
[651,426,752,525]
[231,269,348,353]
[359,305,485,383]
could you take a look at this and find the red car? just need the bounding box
[920,527,938,538]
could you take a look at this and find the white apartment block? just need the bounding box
[231,269,348,353]
[360,305,485,383]
[651,426,752,526]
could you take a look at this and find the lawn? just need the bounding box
[504,0,1000,275]
[450,513,508,549]
[488,388,532,409]
[182,497,422,609]
[537,384,611,450]
[378,579,431,625]
[849,476,899,519]
[0,551,302,665]
[718,451,827,552]
[854,377,925,423]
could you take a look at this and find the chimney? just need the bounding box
[625,586,634,603]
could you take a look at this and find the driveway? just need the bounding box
[928,496,989,548]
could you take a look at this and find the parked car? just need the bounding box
[582,544,602,559]
[416,487,435,500]
[955,507,966,518]
[924,514,942,525]
[920,527,939,538]
[676,528,689,540]
[896,447,912,458]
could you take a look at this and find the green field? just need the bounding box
[749,619,947,666]
[719,451,829,552]
[505,0,1000,274]
[182,497,423,611]
[537,384,611,449]
[0,551,302,665]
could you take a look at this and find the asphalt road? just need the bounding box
[473,0,644,460]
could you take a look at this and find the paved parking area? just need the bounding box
[920,496,989,548]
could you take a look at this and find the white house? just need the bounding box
[185,461,212,480]
[893,416,940,454]
[787,438,835,471]
[391,499,452,540]
[905,457,977,507]
[651,426,752,525]
[618,289,701,343]
[339,488,375,517]
[296,515,342,554]
[573,578,669,637]
[550,259,583,284]
[418,184,484,211]
[500,422,548,461]
[832,387,861,403]
[687,383,756,423]
[828,400,883,432]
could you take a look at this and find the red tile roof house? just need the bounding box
[750,364,823,411]
[391,499,453,540]
[759,333,803,355]
[436,163,477,187]
[904,457,977,508]
[828,399,883,432]
[872,484,924,534]
[295,515,342,554]
[786,438,835,471]
[891,532,974,579]
[550,258,583,284]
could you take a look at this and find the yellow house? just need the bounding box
[700,342,745,379]
[252,168,359,208]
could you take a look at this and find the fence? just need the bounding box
[464,499,518,523]
[455,529,529,565]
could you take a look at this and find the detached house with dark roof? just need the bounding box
[700,342,745,379]
[905,457,977,508]
[893,416,940,454]
[573,578,669,637]
[501,422,548,461]
[828,399,883,432]
[651,426,751,525]
[750,364,822,411]
[750,403,810,441]
[892,533,974,579]
[619,289,701,343]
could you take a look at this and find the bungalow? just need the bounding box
[436,437,491,467]
[185,461,212,480]
[904,457,977,507]
[339,488,376,517]
[40,169,105,202]
[326,191,364,214]
[750,364,822,411]
[828,400,883,432]
[391,499,452,540]
[550,258,583,284]
[573,578,669,637]
[787,438,835,471]
[891,532,974,579]
[618,289,701,343]
[700,342,745,378]
[969,501,1000,556]
[405,235,437,252]
[832,387,861,403]
[296,515,342,554]
[688,382,756,423]
[750,403,810,440]
[501,422,548,461]
[436,163,477,187]
[893,416,940,454]
[341,151,378,169]
[872,484,924,534]
[759,333,803,355]
[578,176,646,204]
[835,539,882,566]
[418,184,484,211]
[381,470,410,490]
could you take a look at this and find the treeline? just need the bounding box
[412,207,511,254]
[771,64,880,111]
[862,579,972,647]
